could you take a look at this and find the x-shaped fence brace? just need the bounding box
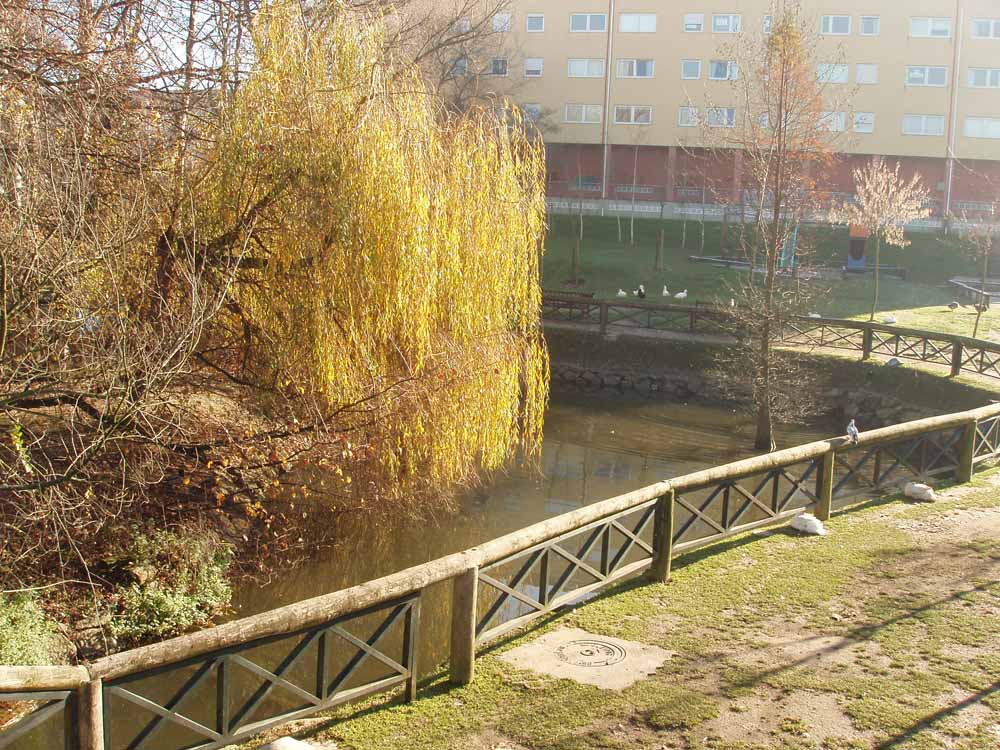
[476,501,657,642]
[781,323,866,352]
[871,332,952,365]
[0,691,74,750]
[974,416,1000,463]
[103,597,419,750]
[832,429,963,496]
[673,463,820,547]
[962,347,1000,379]
[541,301,601,324]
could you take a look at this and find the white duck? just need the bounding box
[790,513,827,536]
[807,312,822,319]
[617,289,628,297]
[904,481,936,502]
[674,289,688,300]
[882,315,898,324]
[662,286,670,297]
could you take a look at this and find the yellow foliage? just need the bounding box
[202,2,548,498]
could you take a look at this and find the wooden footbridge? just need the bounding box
[541,294,1000,381]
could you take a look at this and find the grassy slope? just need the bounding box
[542,215,1000,339]
[246,477,1000,750]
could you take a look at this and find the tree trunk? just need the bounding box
[869,235,881,321]
[572,238,582,285]
[974,245,989,338]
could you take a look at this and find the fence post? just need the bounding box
[950,340,964,377]
[861,327,873,361]
[78,678,104,750]
[599,302,609,337]
[815,451,836,522]
[648,491,676,583]
[449,567,478,685]
[956,418,977,483]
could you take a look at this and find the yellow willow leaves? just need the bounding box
[202,2,548,498]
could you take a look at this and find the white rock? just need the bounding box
[790,513,827,536]
[904,482,936,502]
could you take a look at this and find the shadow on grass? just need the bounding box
[874,681,1000,750]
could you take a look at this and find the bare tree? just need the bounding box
[957,215,1000,337]
[698,2,848,450]
[831,158,931,320]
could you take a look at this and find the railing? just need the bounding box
[542,297,1000,382]
[3,404,1000,749]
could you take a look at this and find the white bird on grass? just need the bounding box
[674,289,688,300]
[808,312,822,319]
[886,357,902,367]
[617,289,628,297]
[662,285,670,297]
[948,301,959,311]
[882,315,898,324]
[846,419,860,445]
[635,284,647,299]
[790,513,827,536]
[904,481,936,502]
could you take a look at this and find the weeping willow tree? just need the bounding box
[199,2,548,502]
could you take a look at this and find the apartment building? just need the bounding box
[476,1,1000,215]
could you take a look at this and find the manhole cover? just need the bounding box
[554,639,627,667]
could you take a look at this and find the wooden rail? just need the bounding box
[541,296,1000,381]
[3,403,1000,749]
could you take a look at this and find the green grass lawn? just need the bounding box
[542,215,1000,339]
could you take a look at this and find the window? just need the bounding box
[819,111,847,132]
[972,19,1000,39]
[526,14,544,32]
[619,13,656,33]
[860,16,880,36]
[818,63,849,84]
[681,59,702,79]
[906,65,948,86]
[712,14,742,33]
[707,107,736,128]
[522,103,541,121]
[854,112,875,133]
[678,107,699,127]
[567,59,604,78]
[965,117,1000,139]
[488,57,508,76]
[614,105,653,125]
[856,64,879,85]
[683,13,704,32]
[492,13,511,32]
[969,68,1000,88]
[821,15,851,35]
[450,57,469,77]
[910,17,952,38]
[564,104,602,124]
[570,13,606,32]
[903,114,945,136]
[524,58,544,77]
[762,15,773,34]
[454,18,471,34]
[709,60,739,80]
[615,185,655,195]
[617,59,655,78]
[573,176,602,192]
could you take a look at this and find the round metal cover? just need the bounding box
[554,639,627,668]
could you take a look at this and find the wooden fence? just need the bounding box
[3,402,1000,749]
[541,295,1000,381]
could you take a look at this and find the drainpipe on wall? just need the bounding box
[600,0,616,199]
[944,1,965,226]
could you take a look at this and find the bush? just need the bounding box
[109,528,233,646]
[0,594,56,665]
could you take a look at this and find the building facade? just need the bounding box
[478,1,1000,215]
